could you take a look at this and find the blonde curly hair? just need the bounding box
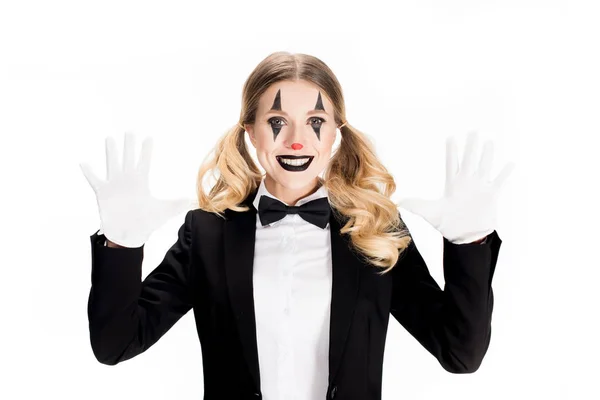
[194,51,412,275]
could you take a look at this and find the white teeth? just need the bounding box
[280,157,310,166]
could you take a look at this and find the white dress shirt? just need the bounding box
[252,178,333,400]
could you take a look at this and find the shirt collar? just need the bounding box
[252,178,329,220]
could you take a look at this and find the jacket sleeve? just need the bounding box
[87,210,196,365]
[390,228,502,373]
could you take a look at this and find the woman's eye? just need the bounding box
[310,117,325,125]
[268,117,285,126]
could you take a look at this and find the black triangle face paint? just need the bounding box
[269,89,283,141]
[267,89,326,142]
[312,91,325,141]
[271,89,282,111]
[315,91,325,111]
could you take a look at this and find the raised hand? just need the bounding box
[398,131,514,244]
[80,132,195,248]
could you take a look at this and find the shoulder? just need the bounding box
[182,208,228,252]
[188,208,228,231]
[190,207,225,221]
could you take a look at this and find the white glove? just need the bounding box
[80,132,195,248]
[398,131,514,244]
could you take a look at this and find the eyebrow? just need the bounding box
[264,109,329,116]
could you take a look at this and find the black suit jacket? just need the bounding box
[87,188,502,400]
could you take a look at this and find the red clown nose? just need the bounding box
[291,143,303,150]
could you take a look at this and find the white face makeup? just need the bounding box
[246,80,337,201]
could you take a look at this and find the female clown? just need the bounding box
[80,51,513,400]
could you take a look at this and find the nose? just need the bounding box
[284,122,306,150]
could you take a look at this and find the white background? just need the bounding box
[1,0,598,399]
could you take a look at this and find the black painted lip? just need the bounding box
[276,155,314,160]
[276,155,314,170]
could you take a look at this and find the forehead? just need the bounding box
[258,80,332,114]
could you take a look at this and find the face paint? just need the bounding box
[250,80,337,198]
[314,91,325,111]
[269,89,283,141]
[312,91,325,141]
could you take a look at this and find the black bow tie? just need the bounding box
[257,195,331,229]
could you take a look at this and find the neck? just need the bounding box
[264,175,321,206]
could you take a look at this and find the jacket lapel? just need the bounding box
[224,198,262,389]
[327,209,362,386]
[223,188,362,391]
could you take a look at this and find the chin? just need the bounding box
[272,172,319,190]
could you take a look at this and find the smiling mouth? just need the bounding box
[276,155,314,171]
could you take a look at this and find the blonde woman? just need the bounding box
[81,51,513,400]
